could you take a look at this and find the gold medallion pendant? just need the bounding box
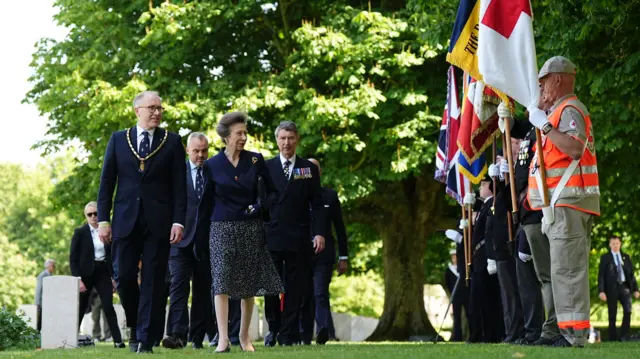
[126,128,168,172]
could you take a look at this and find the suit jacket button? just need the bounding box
[137,197,140,201]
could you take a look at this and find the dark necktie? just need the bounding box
[615,254,624,283]
[195,167,204,199]
[139,131,150,158]
[283,160,291,179]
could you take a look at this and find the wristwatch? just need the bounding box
[541,122,553,135]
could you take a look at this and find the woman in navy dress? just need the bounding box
[203,112,283,352]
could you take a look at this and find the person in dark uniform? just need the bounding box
[298,158,348,345]
[444,248,468,342]
[468,180,504,343]
[497,103,560,346]
[263,121,327,347]
[598,236,640,341]
[488,147,526,344]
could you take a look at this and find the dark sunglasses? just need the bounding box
[86,212,98,217]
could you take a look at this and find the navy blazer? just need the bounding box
[97,126,187,238]
[264,155,326,252]
[314,187,348,264]
[200,149,278,222]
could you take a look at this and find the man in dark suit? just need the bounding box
[598,236,640,341]
[35,259,55,332]
[444,248,468,342]
[299,158,348,345]
[468,180,504,343]
[263,121,326,347]
[70,201,124,348]
[97,91,187,354]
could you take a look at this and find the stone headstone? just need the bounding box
[16,304,38,330]
[41,276,79,349]
[248,305,260,340]
[350,315,378,341]
[332,312,352,341]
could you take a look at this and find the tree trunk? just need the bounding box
[366,173,445,341]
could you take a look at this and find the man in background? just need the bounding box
[35,259,56,332]
[598,236,640,341]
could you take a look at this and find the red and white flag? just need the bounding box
[478,0,540,110]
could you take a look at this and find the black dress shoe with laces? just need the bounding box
[162,336,185,349]
[129,341,140,352]
[264,332,277,347]
[532,337,556,346]
[137,342,154,354]
[114,342,126,349]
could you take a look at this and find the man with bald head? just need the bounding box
[98,91,187,353]
[299,158,348,345]
[526,56,600,347]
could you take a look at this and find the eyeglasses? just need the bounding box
[86,212,98,217]
[138,106,164,113]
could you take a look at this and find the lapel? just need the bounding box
[269,156,288,192]
[84,224,95,254]
[215,150,253,192]
[150,128,165,153]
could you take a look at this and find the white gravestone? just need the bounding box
[41,276,79,349]
[16,304,38,330]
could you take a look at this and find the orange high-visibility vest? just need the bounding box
[527,96,600,215]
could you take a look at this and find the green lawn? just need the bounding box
[2,342,640,359]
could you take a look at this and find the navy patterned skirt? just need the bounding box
[209,219,283,299]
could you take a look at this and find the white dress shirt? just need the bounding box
[612,251,626,282]
[91,226,106,261]
[280,153,296,179]
[136,125,155,152]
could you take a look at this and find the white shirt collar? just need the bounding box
[137,125,155,137]
[612,251,621,256]
[189,160,200,171]
[280,153,296,166]
[484,196,493,203]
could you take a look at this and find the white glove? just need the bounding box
[500,159,509,174]
[463,193,476,206]
[459,219,469,230]
[486,259,497,275]
[488,164,500,178]
[527,106,550,131]
[519,252,532,262]
[497,102,512,133]
[445,230,463,244]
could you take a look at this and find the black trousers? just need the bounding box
[152,280,173,344]
[299,261,335,343]
[111,206,170,344]
[167,243,213,343]
[496,257,525,343]
[515,255,544,341]
[469,269,504,343]
[37,305,42,332]
[77,261,123,343]
[607,284,633,341]
[265,250,310,345]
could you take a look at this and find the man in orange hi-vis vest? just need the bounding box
[525,56,600,348]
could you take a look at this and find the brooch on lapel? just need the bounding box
[252,157,258,164]
[293,167,313,180]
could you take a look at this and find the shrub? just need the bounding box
[0,307,39,351]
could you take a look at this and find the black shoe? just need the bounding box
[264,332,277,347]
[514,337,535,345]
[552,337,573,347]
[316,327,329,345]
[129,341,140,353]
[153,340,160,347]
[192,342,204,349]
[532,337,556,346]
[329,336,339,342]
[114,342,126,349]
[137,342,154,354]
[162,336,185,349]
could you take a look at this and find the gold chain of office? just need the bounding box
[126,128,168,171]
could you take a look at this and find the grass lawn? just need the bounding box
[2,341,640,359]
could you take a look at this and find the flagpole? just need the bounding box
[466,202,473,286]
[492,139,497,212]
[501,133,515,243]
[503,117,519,216]
[462,206,470,287]
[535,129,550,206]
